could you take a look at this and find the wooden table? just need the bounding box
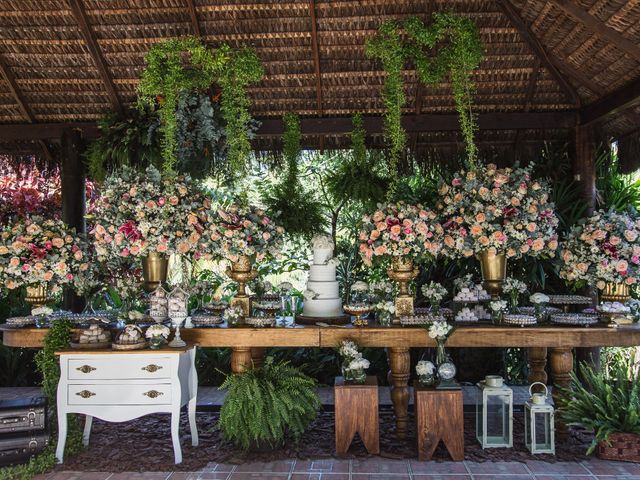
[3,323,640,438]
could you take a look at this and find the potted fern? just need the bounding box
[560,357,640,461]
[218,357,320,451]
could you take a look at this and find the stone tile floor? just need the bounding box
[32,458,640,480]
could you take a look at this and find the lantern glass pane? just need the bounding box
[486,393,510,445]
[524,405,531,449]
[534,411,552,449]
[476,393,483,442]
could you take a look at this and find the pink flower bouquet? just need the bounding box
[358,202,443,266]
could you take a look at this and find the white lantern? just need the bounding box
[149,286,168,323]
[476,375,513,448]
[525,382,555,454]
[168,286,189,348]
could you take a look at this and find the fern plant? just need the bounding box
[559,357,640,454]
[218,357,320,450]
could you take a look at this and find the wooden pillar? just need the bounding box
[231,347,253,374]
[388,347,410,438]
[550,347,573,438]
[573,124,600,370]
[61,127,86,313]
[527,347,547,392]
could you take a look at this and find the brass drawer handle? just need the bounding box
[143,390,164,399]
[76,365,96,374]
[76,390,96,399]
[141,364,163,373]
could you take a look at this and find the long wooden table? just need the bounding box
[3,323,640,438]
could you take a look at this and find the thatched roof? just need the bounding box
[0,0,639,155]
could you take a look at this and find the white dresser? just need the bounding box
[55,345,198,464]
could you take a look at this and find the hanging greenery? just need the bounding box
[404,13,484,168]
[217,45,264,173]
[365,21,407,174]
[84,107,162,181]
[261,113,327,239]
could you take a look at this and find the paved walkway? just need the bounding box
[34,457,640,480]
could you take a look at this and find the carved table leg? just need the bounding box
[231,347,253,374]
[528,347,547,393]
[251,347,265,369]
[388,347,410,439]
[550,347,573,438]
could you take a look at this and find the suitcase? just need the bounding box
[0,396,47,434]
[0,431,49,467]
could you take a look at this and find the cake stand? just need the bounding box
[343,304,374,327]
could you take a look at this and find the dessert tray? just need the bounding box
[550,313,599,327]
[503,314,537,327]
[5,316,37,327]
[245,316,276,328]
[400,314,443,326]
[191,314,224,326]
[547,295,592,306]
[518,306,562,316]
[414,307,454,320]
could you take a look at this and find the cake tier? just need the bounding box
[303,297,343,317]
[307,280,339,299]
[309,264,336,282]
[313,247,333,265]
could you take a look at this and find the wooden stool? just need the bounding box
[334,376,380,456]
[414,386,464,461]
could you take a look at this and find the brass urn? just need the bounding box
[25,284,49,308]
[141,252,169,292]
[226,255,257,317]
[600,282,630,303]
[387,256,419,321]
[478,251,506,298]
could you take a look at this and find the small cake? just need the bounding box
[474,304,490,320]
[114,325,145,346]
[455,307,478,322]
[474,284,491,301]
[454,288,478,302]
[77,324,110,345]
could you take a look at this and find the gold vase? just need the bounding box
[600,282,630,303]
[387,256,419,321]
[141,252,169,292]
[25,284,49,308]
[478,251,506,298]
[226,255,257,317]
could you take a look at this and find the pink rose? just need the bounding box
[120,248,130,257]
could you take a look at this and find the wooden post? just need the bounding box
[573,124,600,371]
[527,347,548,392]
[61,127,86,313]
[231,347,253,374]
[388,347,410,438]
[550,347,573,438]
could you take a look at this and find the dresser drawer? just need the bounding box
[68,384,172,406]
[68,357,172,381]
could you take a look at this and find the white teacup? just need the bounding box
[485,375,503,387]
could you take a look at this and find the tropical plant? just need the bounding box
[84,107,162,181]
[218,357,320,450]
[560,357,640,454]
[596,144,640,212]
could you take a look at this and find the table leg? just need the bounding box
[82,415,92,447]
[550,347,573,438]
[188,348,199,447]
[527,347,547,392]
[231,347,253,374]
[55,412,67,463]
[251,347,265,369]
[388,347,410,439]
[171,410,182,464]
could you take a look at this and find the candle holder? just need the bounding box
[226,255,257,317]
[387,256,418,322]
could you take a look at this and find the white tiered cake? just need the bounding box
[303,235,343,317]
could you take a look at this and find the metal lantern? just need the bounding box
[525,382,555,454]
[149,285,169,323]
[476,375,513,448]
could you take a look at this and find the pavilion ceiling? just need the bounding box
[0,0,638,154]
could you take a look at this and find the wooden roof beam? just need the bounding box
[551,0,640,63]
[309,0,323,116]
[496,0,581,107]
[514,58,542,154]
[68,0,122,115]
[186,0,202,37]
[581,77,640,124]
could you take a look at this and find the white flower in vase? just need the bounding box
[416,360,435,376]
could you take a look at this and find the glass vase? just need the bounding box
[376,310,393,327]
[418,373,436,388]
[436,338,447,365]
[491,309,504,325]
[534,304,547,323]
[430,303,441,315]
[509,294,519,311]
[149,336,165,350]
[342,364,366,385]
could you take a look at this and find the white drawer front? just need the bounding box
[68,357,172,380]
[68,384,172,406]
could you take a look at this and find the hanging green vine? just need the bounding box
[138,37,227,174]
[351,112,367,166]
[404,13,484,168]
[365,21,407,175]
[217,46,264,173]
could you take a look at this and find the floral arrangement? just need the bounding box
[209,203,285,263]
[358,202,443,266]
[351,281,369,292]
[490,299,508,312]
[529,292,550,305]
[453,274,474,292]
[559,209,640,289]
[421,281,447,305]
[91,166,213,260]
[0,216,89,295]
[369,280,396,301]
[223,305,244,326]
[145,324,170,339]
[277,281,293,294]
[32,306,53,317]
[428,320,453,341]
[375,300,395,315]
[337,339,370,383]
[338,339,361,360]
[416,360,435,377]
[436,163,558,259]
[503,277,527,307]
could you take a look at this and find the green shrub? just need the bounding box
[218,357,320,450]
[560,356,640,454]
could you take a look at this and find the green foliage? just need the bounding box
[218,357,320,450]
[559,357,640,454]
[84,107,162,181]
[261,115,327,239]
[405,13,484,168]
[217,46,264,173]
[596,144,640,212]
[365,21,406,174]
[138,36,227,173]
